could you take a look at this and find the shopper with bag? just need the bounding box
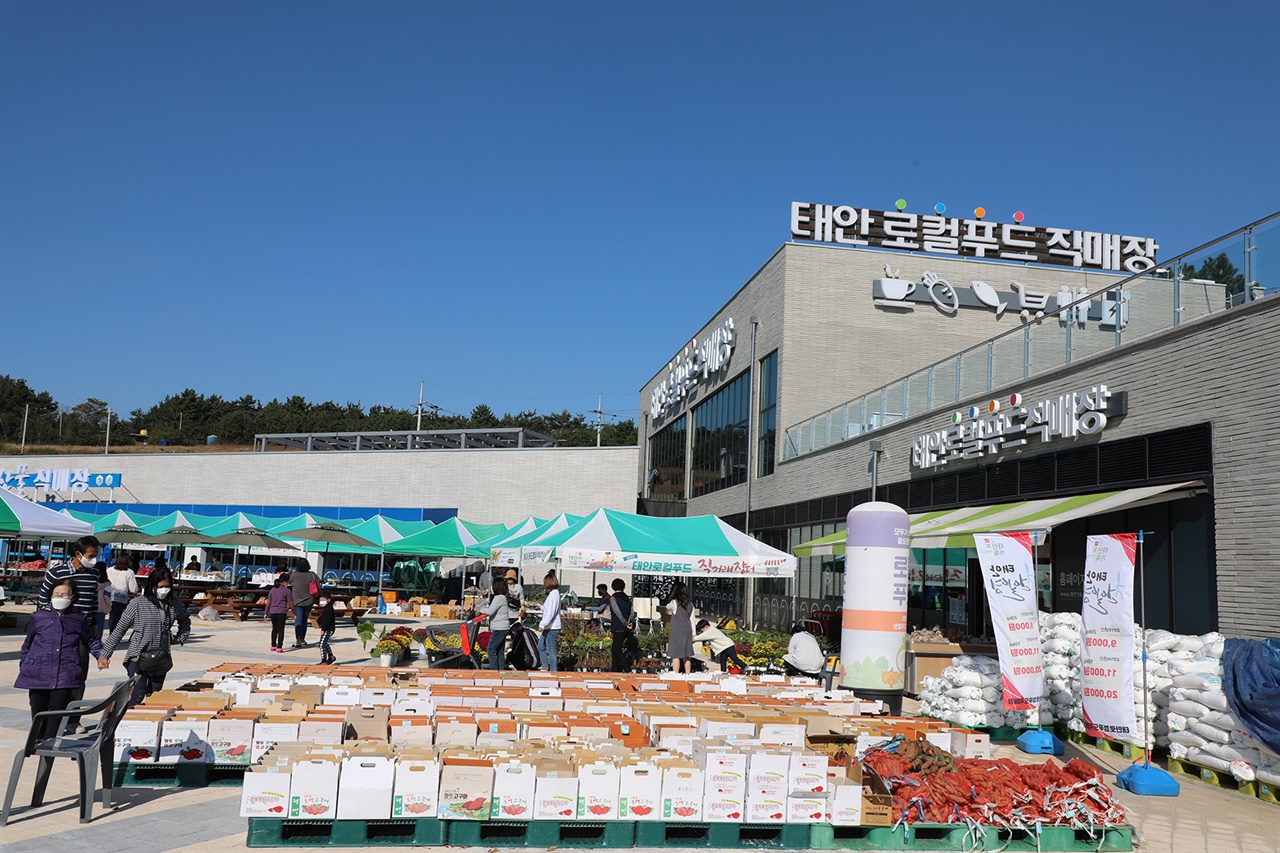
[106,553,140,632]
[665,581,695,674]
[289,563,321,648]
[476,577,512,671]
[100,567,191,707]
[608,578,635,672]
[538,572,563,672]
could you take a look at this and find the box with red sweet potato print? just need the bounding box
[436,753,494,821]
[660,760,704,821]
[209,712,259,766]
[241,763,293,818]
[113,709,170,764]
[533,761,578,820]
[576,761,620,820]
[288,756,340,819]
[391,756,440,819]
[159,713,217,764]
[490,760,536,820]
[618,760,662,820]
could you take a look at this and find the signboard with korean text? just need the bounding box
[791,202,1159,274]
[973,533,1045,712]
[911,384,1122,469]
[0,466,122,498]
[1080,534,1140,744]
[649,318,735,420]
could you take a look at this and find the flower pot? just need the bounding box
[380,653,394,667]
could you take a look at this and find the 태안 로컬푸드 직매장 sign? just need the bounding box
[791,202,1158,274]
[649,318,735,419]
[0,466,122,498]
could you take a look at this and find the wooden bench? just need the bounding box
[311,607,369,627]
[206,601,267,622]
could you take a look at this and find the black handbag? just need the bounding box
[136,647,172,675]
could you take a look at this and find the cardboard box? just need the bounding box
[159,713,216,764]
[860,766,893,827]
[693,742,747,822]
[576,761,620,820]
[299,717,345,745]
[323,685,363,706]
[828,775,863,826]
[212,679,252,706]
[209,714,257,765]
[288,756,340,819]
[360,686,398,706]
[949,729,991,759]
[785,793,829,824]
[436,717,478,746]
[533,761,578,820]
[660,761,704,821]
[389,716,435,747]
[437,760,494,821]
[392,756,441,818]
[113,709,169,763]
[758,724,808,747]
[252,722,301,764]
[490,760,536,820]
[344,706,390,742]
[788,753,828,796]
[618,760,662,820]
[337,755,395,819]
[241,763,293,818]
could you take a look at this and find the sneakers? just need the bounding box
[269,646,279,652]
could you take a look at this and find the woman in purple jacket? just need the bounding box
[265,575,293,653]
[15,580,103,736]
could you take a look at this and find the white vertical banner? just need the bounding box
[1080,534,1140,744]
[974,533,1045,711]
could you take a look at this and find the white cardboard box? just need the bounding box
[829,780,863,826]
[251,722,300,764]
[745,788,788,823]
[208,717,255,765]
[618,762,662,821]
[288,757,340,819]
[113,713,167,763]
[240,764,292,818]
[533,765,578,820]
[298,719,345,745]
[159,718,213,764]
[337,755,395,819]
[213,680,251,706]
[660,765,704,821]
[437,763,494,821]
[490,761,536,820]
[392,757,440,818]
[322,685,362,706]
[787,754,829,796]
[576,762,620,820]
[786,793,830,824]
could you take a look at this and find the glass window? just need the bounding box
[646,416,686,501]
[758,351,778,477]
[690,370,750,497]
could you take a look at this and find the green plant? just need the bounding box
[356,620,377,649]
[371,639,402,659]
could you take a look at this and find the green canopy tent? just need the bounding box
[0,489,94,539]
[463,516,550,560]
[270,515,378,580]
[481,512,585,567]
[391,517,510,604]
[202,513,299,580]
[336,515,436,596]
[87,509,162,545]
[534,508,797,579]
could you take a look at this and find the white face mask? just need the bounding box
[156,587,171,599]
[79,556,98,570]
[52,597,73,611]
[319,600,330,607]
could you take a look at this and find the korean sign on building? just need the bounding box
[792,202,1159,274]
[872,263,1130,327]
[911,384,1120,469]
[649,317,735,420]
[0,466,122,498]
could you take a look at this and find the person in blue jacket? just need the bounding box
[15,580,103,737]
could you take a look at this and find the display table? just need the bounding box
[906,641,998,695]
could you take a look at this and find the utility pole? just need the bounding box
[416,381,425,431]
[594,393,603,447]
[20,404,29,452]
[105,408,112,455]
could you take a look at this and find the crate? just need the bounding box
[246,819,335,847]
[111,763,206,788]
[708,823,811,848]
[634,821,716,847]
[996,825,1133,852]
[1167,756,1259,797]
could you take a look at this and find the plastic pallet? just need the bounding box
[111,763,206,788]
[446,819,631,848]
[634,821,717,847]
[709,823,811,848]
[995,825,1133,852]
[1257,781,1279,806]
[1167,756,1259,797]
[246,819,446,847]
[206,764,248,787]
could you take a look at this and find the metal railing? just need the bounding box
[782,212,1280,461]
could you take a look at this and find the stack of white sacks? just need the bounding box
[919,616,1280,785]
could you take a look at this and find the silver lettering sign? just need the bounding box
[650,318,735,419]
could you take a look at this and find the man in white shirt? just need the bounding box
[782,623,825,676]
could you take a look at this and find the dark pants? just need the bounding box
[294,605,312,643]
[28,688,79,739]
[488,629,508,670]
[319,631,334,663]
[95,613,107,643]
[717,646,745,671]
[269,613,287,648]
[785,661,820,678]
[125,659,167,708]
[109,600,128,632]
[611,631,631,672]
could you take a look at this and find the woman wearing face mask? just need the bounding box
[15,580,103,737]
[100,567,191,707]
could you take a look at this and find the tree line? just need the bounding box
[0,377,638,449]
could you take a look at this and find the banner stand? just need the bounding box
[1017,531,1064,756]
[1116,530,1180,796]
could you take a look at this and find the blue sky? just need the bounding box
[2,0,1277,422]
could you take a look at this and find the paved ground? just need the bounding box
[1,606,1276,852]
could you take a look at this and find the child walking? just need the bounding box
[317,595,337,665]
[265,575,292,653]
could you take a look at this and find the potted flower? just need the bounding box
[411,627,431,656]
[371,639,403,666]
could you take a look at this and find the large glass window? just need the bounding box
[647,416,687,501]
[690,370,750,497]
[758,351,778,477]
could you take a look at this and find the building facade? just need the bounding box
[638,212,1279,640]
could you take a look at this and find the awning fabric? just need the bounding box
[793,481,1202,556]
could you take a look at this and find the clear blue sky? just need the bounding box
[3,0,1277,421]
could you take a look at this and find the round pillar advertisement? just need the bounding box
[839,502,910,694]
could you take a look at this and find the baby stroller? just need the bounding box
[506,623,542,671]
